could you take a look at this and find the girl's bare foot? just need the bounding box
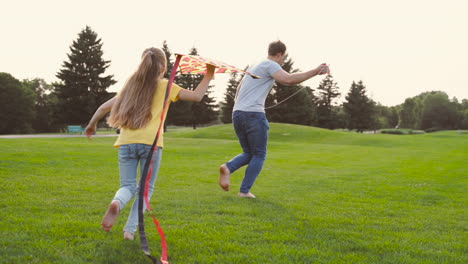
[123,231,134,240]
[101,200,120,232]
[219,164,230,191]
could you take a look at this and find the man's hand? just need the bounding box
[317,64,330,75]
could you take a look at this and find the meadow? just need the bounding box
[0,124,466,264]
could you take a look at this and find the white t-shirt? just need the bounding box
[233,59,282,113]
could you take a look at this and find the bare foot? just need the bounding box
[101,200,120,232]
[219,164,230,191]
[238,192,256,198]
[123,231,134,240]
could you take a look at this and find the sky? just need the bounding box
[1,0,467,106]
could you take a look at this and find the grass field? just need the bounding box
[0,124,466,264]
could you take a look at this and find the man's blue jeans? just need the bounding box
[226,111,269,193]
[114,144,162,233]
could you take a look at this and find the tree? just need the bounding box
[162,41,174,80]
[0,73,35,134]
[342,81,375,132]
[450,97,465,129]
[461,99,468,111]
[460,99,468,129]
[334,105,347,129]
[53,26,116,128]
[388,106,399,128]
[420,91,458,130]
[398,98,420,129]
[373,104,399,129]
[220,71,241,123]
[166,47,198,127]
[266,55,316,125]
[22,78,57,132]
[162,41,180,131]
[314,74,340,129]
[192,87,218,127]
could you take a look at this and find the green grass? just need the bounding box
[0,124,466,264]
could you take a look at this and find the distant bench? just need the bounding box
[67,125,84,134]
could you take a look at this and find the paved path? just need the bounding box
[0,134,118,139]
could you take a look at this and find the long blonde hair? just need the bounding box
[108,47,166,129]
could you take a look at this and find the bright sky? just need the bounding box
[1,0,467,106]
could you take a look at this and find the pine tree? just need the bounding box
[167,47,199,127]
[342,81,375,132]
[220,71,242,123]
[314,74,340,129]
[194,88,218,127]
[162,41,174,80]
[162,41,182,130]
[266,55,316,125]
[53,26,116,127]
[169,47,218,129]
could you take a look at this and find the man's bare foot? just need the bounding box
[238,192,256,198]
[123,231,134,240]
[101,200,120,232]
[219,164,230,191]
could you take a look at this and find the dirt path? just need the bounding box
[0,134,118,139]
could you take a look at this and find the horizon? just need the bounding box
[1,0,467,107]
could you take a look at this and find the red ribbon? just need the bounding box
[138,54,182,264]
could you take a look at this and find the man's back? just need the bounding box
[233,59,282,113]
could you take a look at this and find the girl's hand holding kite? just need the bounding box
[178,64,215,101]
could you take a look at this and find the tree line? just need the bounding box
[220,56,468,132]
[1,26,467,135]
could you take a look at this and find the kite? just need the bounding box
[138,53,256,264]
[176,53,260,79]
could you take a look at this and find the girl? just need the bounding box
[85,47,215,240]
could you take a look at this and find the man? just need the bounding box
[219,40,330,198]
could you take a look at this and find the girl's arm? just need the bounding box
[178,64,216,102]
[85,97,116,139]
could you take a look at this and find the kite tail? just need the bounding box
[138,55,182,264]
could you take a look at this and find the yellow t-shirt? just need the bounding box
[113,79,183,148]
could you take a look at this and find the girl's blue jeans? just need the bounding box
[226,111,269,193]
[114,144,162,234]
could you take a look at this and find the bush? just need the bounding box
[408,130,425,134]
[381,129,404,135]
[424,127,442,133]
[381,129,425,135]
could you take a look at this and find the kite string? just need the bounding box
[224,84,312,110]
[264,64,330,109]
[264,85,311,109]
[264,64,331,109]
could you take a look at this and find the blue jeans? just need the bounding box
[226,111,269,193]
[114,144,162,233]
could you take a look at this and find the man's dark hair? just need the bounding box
[268,40,286,56]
